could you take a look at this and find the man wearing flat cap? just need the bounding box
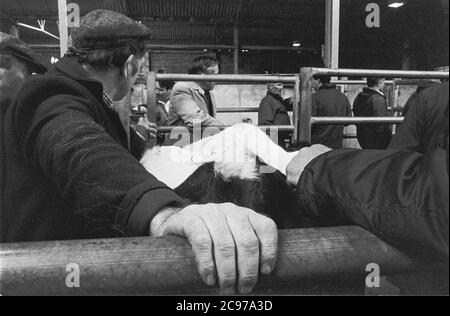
[0,32,47,113]
[1,32,47,246]
[2,10,277,295]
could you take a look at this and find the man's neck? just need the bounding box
[82,65,120,100]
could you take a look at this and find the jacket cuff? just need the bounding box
[125,188,189,236]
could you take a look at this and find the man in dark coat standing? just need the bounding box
[402,79,440,116]
[353,77,392,149]
[311,75,352,149]
[1,10,278,295]
[258,83,292,148]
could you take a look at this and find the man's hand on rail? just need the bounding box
[137,117,157,139]
[286,145,331,187]
[150,203,278,295]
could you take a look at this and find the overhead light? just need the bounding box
[292,40,301,47]
[388,1,405,8]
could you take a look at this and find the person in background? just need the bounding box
[0,32,47,114]
[1,32,47,241]
[134,76,174,144]
[168,56,224,128]
[311,75,352,149]
[258,82,293,148]
[2,10,278,295]
[156,78,175,126]
[353,77,392,149]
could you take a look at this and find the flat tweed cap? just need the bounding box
[70,9,151,50]
[0,31,47,74]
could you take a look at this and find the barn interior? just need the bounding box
[1,0,448,126]
[1,0,449,72]
[0,0,449,296]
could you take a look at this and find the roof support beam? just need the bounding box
[234,25,239,74]
[324,0,340,69]
[57,0,68,57]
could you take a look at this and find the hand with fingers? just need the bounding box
[150,203,278,295]
[137,116,158,139]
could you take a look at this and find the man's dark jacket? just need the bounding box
[258,91,292,126]
[311,83,352,149]
[1,57,187,242]
[402,80,440,116]
[353,87,392,149]
[297,83,449,262]
[258,91,292,147]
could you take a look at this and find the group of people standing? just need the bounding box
[156,56,401,151]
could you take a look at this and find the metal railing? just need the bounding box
[297,67,449,143]
[2,70,449,295]
[136,68,448,144]
[141,72,300,145]
[1,226,442,296]
[156,125,295,133]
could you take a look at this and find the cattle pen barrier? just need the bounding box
[1,226,447,295]
[297,67,448,143]
[1,68,448,295]
[136,68,448,144]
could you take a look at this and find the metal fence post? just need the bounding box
[299,68,314,144]
[391,78,399,135]
[146,71,158,148]
[292,75,301,143]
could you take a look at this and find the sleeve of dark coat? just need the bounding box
[258,97,274,125]
[296,148,449,262]
[18,95,187,237]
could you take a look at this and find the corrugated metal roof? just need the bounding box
[0,0,324,46]
[0,0,323,19]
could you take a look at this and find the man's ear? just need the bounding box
[122,54,138,78]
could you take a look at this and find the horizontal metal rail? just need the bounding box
[156,125,295,133]
[311,117,404,125]
[331,80,394,85]
[332,79,439,86]
[28,43,320,52]
[312,68,449,79]
[217,107,259,113]
[0,226,437,296]
[136,74,298,85]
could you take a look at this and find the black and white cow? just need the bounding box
[141,124,310,229]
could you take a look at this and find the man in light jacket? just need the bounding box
[168,56,224,128]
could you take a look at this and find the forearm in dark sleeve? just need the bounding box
[25,98,187,237]
[297,148,449,261]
